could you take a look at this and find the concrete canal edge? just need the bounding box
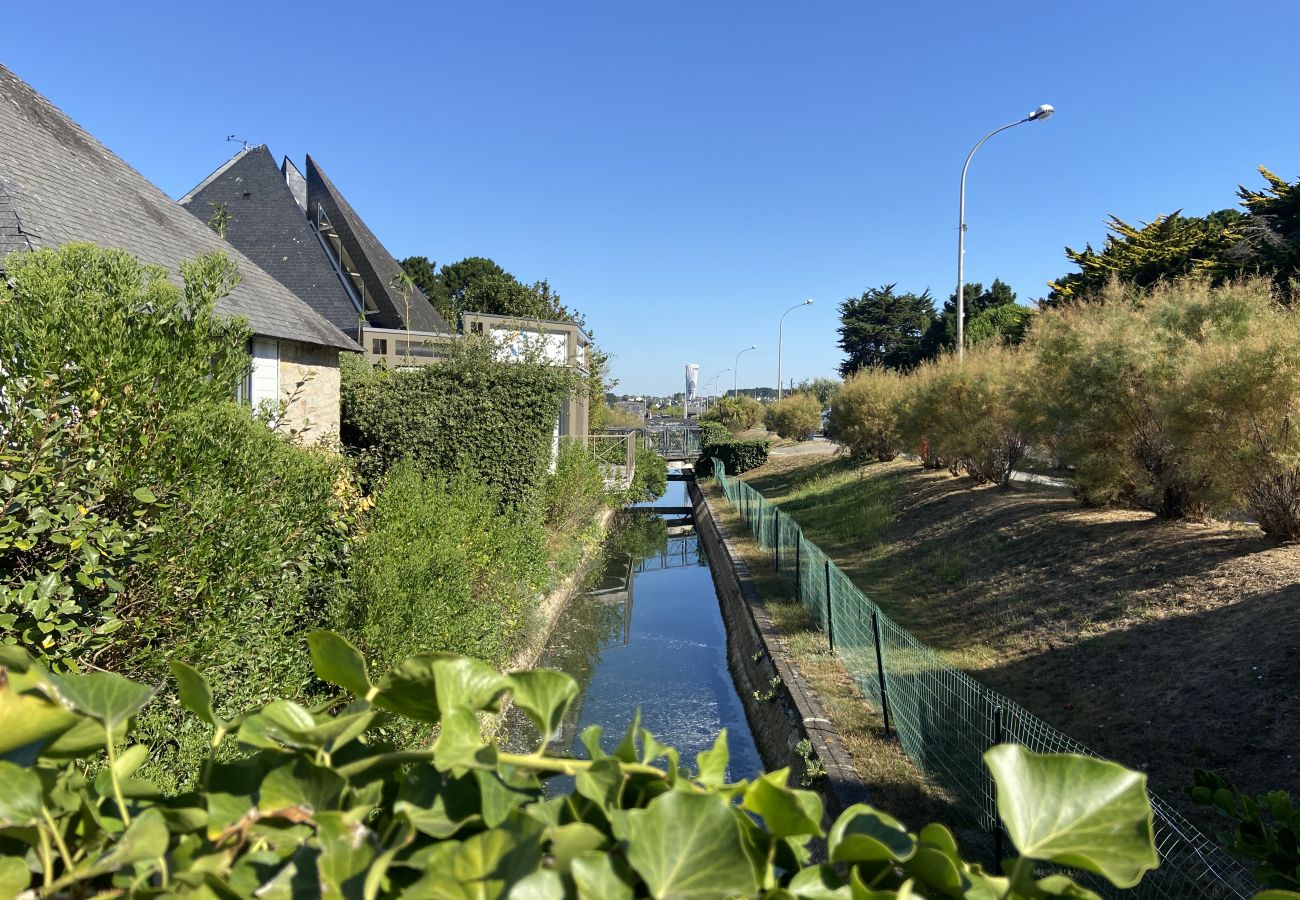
[689,479,873,818]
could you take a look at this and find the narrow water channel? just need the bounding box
[501,479,763,781]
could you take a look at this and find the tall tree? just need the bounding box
[836,284,935,375]
[1045,210,1244,305]
[920,279,1016,359]
[1234,166,1300,293]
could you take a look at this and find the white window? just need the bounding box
[249,338,280,410]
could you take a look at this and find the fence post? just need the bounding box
[795,535,801,602]
[773,510,780,570]
[824,560,834,651]
[871,610,892,739]
[992,706,1006,871]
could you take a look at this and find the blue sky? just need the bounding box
[7,1,1299,395]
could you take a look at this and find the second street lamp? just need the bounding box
[956,103,1054,361]
[733,346,756,399]
[777,298,814,401]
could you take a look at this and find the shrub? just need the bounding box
[0,634,1162,900]
[764,392,821,440]
[696,439,770,477]
[338,462,548,676]
[1027,278,1269,516]
[1172,299,1300,540]
[340,337,576,507]
[538,439,608,533]
[627,444,668,502]
[902,347,1033,486]
[703,394,764,432]
[829,367,907,462]
[699,420,732,446]
[0,245,250,671]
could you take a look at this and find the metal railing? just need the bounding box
[603,425,704,460]
[711,458,1256,900]
[587,432,637,487]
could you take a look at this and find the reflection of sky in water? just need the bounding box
[501,527,763,785]
[633,477,689,508]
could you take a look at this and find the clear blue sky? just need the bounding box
[8,1,1299,395]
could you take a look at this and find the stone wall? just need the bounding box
[690,479,872,818]
[278,341,341,443]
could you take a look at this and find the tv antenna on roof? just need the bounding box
[225,134,250,152]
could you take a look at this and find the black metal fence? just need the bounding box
[712,459,1256,899]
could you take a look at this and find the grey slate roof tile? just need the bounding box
[180,146,364,340]
[0,63,359,352]
[305,155,449,333]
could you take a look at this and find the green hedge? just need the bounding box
[695,439,770,477]
[699,421,732,446]
[340,340,576,507]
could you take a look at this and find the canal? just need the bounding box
[501,478,762,781]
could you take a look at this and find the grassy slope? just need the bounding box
[735,452,1300,831]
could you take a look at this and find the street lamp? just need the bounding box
[777,298,814,401]
[733,346,756,398]
[956,103,1054,361]
[704,368,729,413]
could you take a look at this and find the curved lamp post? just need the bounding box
[956,103,1054,361]
[704,368,729,412]
[733,346,757,398]
[777,298,814,401]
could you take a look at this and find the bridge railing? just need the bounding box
[586,432,637,487]
[604,425,703,460]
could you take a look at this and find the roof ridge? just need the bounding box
[178,144,262,206]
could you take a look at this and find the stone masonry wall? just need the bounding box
[278,341,341,443]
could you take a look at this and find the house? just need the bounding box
[0,64,358,442]
[180,149,591,445]
[179,147,450,349]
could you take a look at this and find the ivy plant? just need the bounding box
[0,631,1206,898]
[1188,769,1300,891]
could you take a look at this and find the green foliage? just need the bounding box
[796,376,841,407]
[626,445,668,503]
[1188,770,1300,890]
[703,395,764,432]
[540,441,609,533]
[337,463,547,676]
[0,245,249,671]
[0,635,1165,900]
[828,367,907,462]
[695,440,770,477]
[1170,295,1300,540]
[898,346,1033,486]
[764,393,821,441]
[1236,167,1300,292]
[920,279,1017,359]
[699,421,732,446]
[967,301,1037,347]
[341,337,575,507]
[837,283,935,374]
[1047,210,1246,305]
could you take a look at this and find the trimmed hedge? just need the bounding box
[340,340,576,507]
[695,439,770,477]
[699,421,732,446]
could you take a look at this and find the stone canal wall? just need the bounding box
[689,479,872,818]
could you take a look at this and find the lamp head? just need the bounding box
[1029,104,1055,121]
[804,298,814,305]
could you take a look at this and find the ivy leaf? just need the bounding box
[547,822,607,871]
[509,868,567,900]
[622,790,760,899]
[0,761,43,827]
[171,660,223,729]
[694,729,730,787]
[395,766,482,839]
[96,807,169,870]
[236,699,318,751]
[443,815,546,897]
[259,759,346,813]
[575,757,623,810]
[433,706,498,773]
[308,630,372,698]
[132,487,157,504]
[50,671,156,729]
[508,669,578,743]
[827,804,915,863]
[0,682,79,764]
[374,653,509,724]
[0,856,31,900]
[742,769,824,838]
[984,745,1158,888]
[315,812,377,899]
[785,864,850,898]
[571,851,634,900]
[1033,874,1105,899]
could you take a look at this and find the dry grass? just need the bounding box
[736,452,1300,831]
[703,482,987,848]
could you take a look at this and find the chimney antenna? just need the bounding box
[225,134,250,152]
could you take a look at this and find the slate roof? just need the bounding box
[305,155,449,333]
[0,63,358,352]
[180,146,364,339]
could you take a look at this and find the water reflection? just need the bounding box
[500,512,763,783]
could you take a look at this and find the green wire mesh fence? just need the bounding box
[711,459,1256,900]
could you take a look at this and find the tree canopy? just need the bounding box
[836,284,935,375]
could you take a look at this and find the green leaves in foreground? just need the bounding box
[0,630,1174,899]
